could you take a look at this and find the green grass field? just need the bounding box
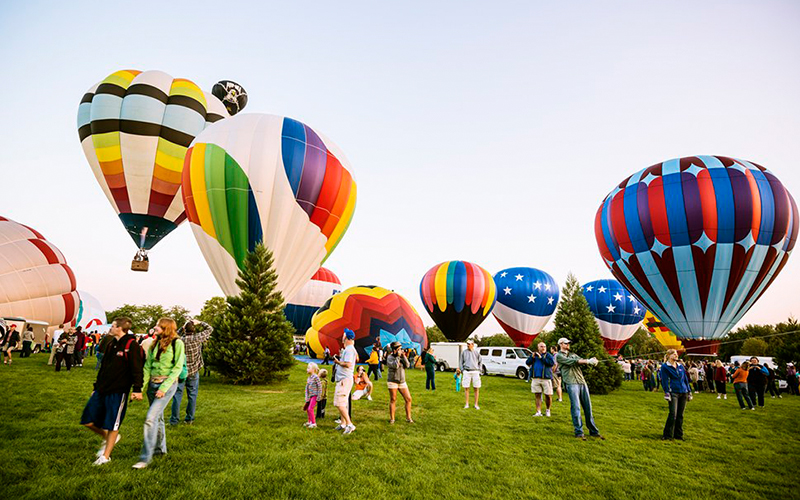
[0,353,797,500]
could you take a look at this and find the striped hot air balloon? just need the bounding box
[581,279,646,355]
[419,261,496,342]
[595,156,798,346]
[284,267,342,340]
[0,217,78,325]
[643,310,684,353]
[77,69,230,267]
[181,114,357,301]
[75,291,107,330]
[492,267,559,348]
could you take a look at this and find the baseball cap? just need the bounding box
[558,337,571,344]
[466,339,475,345]
[344,328,355,340]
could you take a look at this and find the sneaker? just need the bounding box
[302,422,311,427]
[533,412,543,417]
[132,461,148,469]
[545,409,551,417]
[92,455,111,466]
[557,398,562,402]
[591,434,606,440]
[307,423,317,428]
[474,405,480,410]
[716,395,721,399]
[724,395,727,400]
[576,435,587,441]
[97,434,121,457]
[342,424,355,435]
[367,395,373,401]
[771,396,775,399]
[334,419,341,424]
[464,404,469,409]
[334,424,344,431]
[750,408,755,411]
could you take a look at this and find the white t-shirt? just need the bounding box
[335,345,357,382]
[52,330,64,344]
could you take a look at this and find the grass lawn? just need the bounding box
[0,353,797,500]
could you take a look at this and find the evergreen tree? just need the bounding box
[205,244,294,384]
[552,273,622,394]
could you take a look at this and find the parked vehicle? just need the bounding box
[477,346,533,379]
[430,342,467,372]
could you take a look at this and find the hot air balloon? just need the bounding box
[643,311,684,353]
[0,217,79,325]
[75,291,107,330]
[77,69,231,270]
[492,267,559,347]
[181,113,357,301]
[420,261,496,342]
[305,286,426,362]
[582,279,645,355]
[284,267,342,340]
[595,156,798,352]
[212,80,248,116]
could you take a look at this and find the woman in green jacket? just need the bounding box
[423,347,437,390]
[133,318,185,469]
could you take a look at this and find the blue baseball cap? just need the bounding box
[344,328,355,340]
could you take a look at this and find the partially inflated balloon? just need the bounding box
[212,80,248,116]
[643,311,684,353]
[75,290,107,330]
[284,267,342,339]
[492,267,559,347]
[0,217,79,325]
[77,69,229,256]
[182,114,357,300]
[420,261,496,342]
[595,156,798,340]
[582,279,645,355]
[306,286,426,362]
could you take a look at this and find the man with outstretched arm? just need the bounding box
[556,337,604,440]
[80,317,144,465]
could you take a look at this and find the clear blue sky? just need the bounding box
[1,0,798,337]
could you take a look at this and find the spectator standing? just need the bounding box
[714,360,728,400]
[422,347,437,390]
[21,326,34,358]
[526,342,555,417]
[316,369,329,419]
[322,346,331,365]
[170,320,213,425]
[786,364,799,396]
[303,363,321,428]
[96,333,113,371]
[659,349,692,440]
[550,346,563,402]
[556,338,603,440]
[80,317,144,466]
[732,362,754,410]
[386,342,413,423]
[766,364,782,399]
[48,325,65,365]
[332,329,357,435]
[367,348,381,381]
[459,339,482,410]
[3,324,20,365]
[74,326,86,367]
[747,357,768,408]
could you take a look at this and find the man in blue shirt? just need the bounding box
[526,342,555,417]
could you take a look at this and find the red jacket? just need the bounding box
[714,366,727,382]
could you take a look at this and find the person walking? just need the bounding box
[3,324,20,365]
[526,342,555,417]
[659,349,692,440]
[169,319,213,425]
[80,317,144,466]
[133,318,186,469]
[714,360,728,400]
[386,342,413,423]
[322,346,331,365]
[21,326,34,358]
[550,346,563,402]
[556,337,603,440]
[732,361,754,410]
[332,329,357,434]
[747,357,768,408]
[303,363,322,428]
[459,339,482,410]
[422,346,437,390]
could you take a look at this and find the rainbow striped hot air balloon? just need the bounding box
[420,261,497,342]
[306,286,426,362]
[182,114,356,301]
[595,156,798,346]
[77,69,230,269]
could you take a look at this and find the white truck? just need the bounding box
[430,342,467,372]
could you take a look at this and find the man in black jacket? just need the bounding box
[747,357,768,408]
[80,317,144,466]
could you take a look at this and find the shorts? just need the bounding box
[353,389,369,400]
[80,391,129,431]
[386,382,408,390]
[531,378,553,395]
[334,377,354,407]
[462,370,481,388]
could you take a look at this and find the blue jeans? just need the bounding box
[140,381,178,463]
[564,383,600,437]
[170,373,200,424]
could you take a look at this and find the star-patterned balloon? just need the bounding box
[492,267,559,347]
[582,279,645,355]
[595,156,798,340]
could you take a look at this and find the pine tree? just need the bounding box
[552,273,622,394]
[205,244,294,384]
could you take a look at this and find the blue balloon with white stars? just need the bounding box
[582,279,646,326]
[493,267,559,347]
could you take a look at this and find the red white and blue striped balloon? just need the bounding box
[595,156,798,340]
[492,267,559,348]
[581,279,645,355]
[284,267,342,337]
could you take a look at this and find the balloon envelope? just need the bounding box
[643,310,684,353]
[306,285,426,362]
[0,217,78,325]
[420,261,496,342]
[212,80,248,116]
[284,267,342,337]
[181,113,357,300]
[492,267,559,347]
[77,69,230,252]
[582,279,645,355]
[595,156,798,340]
[75,290,107,330]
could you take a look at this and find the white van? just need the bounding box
[477,346,533,379]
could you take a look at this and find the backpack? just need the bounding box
[150,338,188,383]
